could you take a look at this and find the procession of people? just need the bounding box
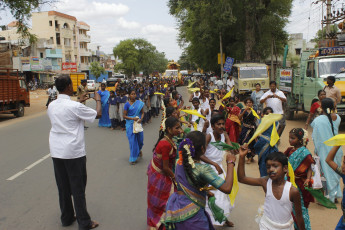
[46,73,345,230]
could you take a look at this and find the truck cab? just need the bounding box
[232,63,270,96]
[278,46,345,119]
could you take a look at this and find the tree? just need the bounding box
[113,39,168,76]
[314,24,339,44]
[89,62,105,79]
[168,0,292,72]
[0,0,55,42]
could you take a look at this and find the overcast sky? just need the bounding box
[1,0,343,60]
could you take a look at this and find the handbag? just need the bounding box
[312,156,323,189]
[133,116,144,133]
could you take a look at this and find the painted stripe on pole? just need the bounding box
[6,154,50,181]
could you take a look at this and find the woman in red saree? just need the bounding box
[147,117,182,230]
[225,97,241,143]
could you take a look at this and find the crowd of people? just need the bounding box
[46,73,345,230]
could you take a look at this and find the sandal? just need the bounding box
[224,220,234,227]
[87,221,99,229]
[62,216,76,227]
[130,161,137,165]
[139,151,143,157]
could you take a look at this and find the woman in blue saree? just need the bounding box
[124,89,145,165]
[253,107,278,177]
[97,83,111,127]
[163,131,236,230]
[311,98,343,202]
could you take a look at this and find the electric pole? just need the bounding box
[220,32,224,78]
[326,0,332,34]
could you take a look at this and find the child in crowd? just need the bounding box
[238,98,257,163]
[238,148,306,230]
[326,145,345,230]
[118,89,128,131]
[225,97,241,143]
[189,97,205,132]
[254,107,279,177]
[109,91,118,130]
[202,114,235,227]
[235,95,244,109]
[284,128,314,230]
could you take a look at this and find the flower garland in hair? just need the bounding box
[179,138,196,168]
[160,99,166,131]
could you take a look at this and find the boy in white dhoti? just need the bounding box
[201,114,234,227]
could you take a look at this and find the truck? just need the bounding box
[277,46,345,120]
[232,63,270,96]
[70,72,87,93]
[0,68,30,117]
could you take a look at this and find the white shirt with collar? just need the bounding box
[47,94,97,159]
[260,89,286,114]
[227,78,235,91]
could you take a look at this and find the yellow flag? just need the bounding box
[164,84,168,88]
[247,113,282,145]
[222,87,234,100]
[288,162,297,188]
[250,108,260,119]
[210,90,216,94]
[324,134,345,146]
[187,81,197,88]
[229,168,239,206]
[270,122,279,147]
[193,122,198,130]
[181,109,206,119]
[154,92,165,95]
[189,88,200,93]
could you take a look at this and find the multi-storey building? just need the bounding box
[77,21,91,71]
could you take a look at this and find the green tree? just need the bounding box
[113,38,168,76]
[314,24,339,44]
[168,0,292,72]
[0,0,55,42]
[89,62,105,79]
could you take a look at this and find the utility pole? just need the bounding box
[271,36,274,81]
[220,32,224,78]
[326,0,332,34]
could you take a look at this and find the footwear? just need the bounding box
[130,161,137,165]
[62,216,76,227]
[79,220,99,230]
[224,219,234,227]
[139,151,143,158]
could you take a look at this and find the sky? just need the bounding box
[1,0,344,61]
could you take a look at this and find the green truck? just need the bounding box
[277,46,345,120]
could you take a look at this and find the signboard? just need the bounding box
[218,53,225,64]
[41,58,52,71]
[30,57,43,71]
[62,62,77,72]
[223,57,234,72]
[21,57,31,71]
[319,47,345,56]
[279,69,292,92]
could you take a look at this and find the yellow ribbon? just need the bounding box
[270,122,280,147]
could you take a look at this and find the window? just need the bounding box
[63,23,69,29]
[56,33,61,45]
[49,21,52,26]
[307,61,315,78]
[55,20,59,29]
[295,48,301,55]
[40,53,43,58]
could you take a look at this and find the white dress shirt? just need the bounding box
[47,94,97,159]
[226,79,235,92]
[260,89,286,114]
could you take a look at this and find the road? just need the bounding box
[0,86,343,230]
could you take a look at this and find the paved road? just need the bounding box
[0,86,342,230]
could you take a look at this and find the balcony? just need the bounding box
[78,24,90,31]
[79,48,92,56]
[79,34,91,43]
[80,63,89,71]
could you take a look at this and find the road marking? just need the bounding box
[7,154,50,181]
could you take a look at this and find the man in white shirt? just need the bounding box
[260,81,287,136]
[47,75,102,230]
[216,77,224,89]
[226,75,235,97]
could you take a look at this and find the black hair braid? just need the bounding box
[321,98,335,135]
[180,131,206,188]
[153,117,179,151]
[181,148,204,188]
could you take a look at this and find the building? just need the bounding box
[77,21,91,71]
